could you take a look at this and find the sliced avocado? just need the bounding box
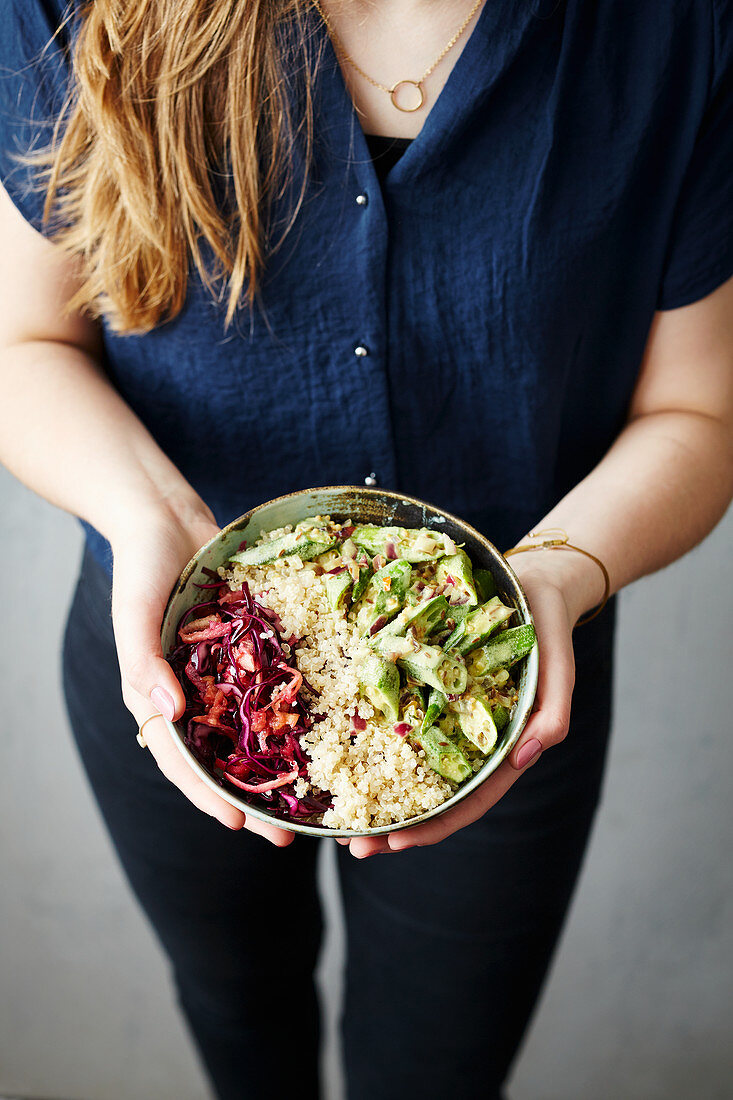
[448,691,498,755]
[410,724,471,783]
[354,559,412,635]
[443,597,515,656]
[474,568,498,603]
[324,571,353,611]
[359,653,400,724]
[372,593,450,645]
[230,528,336,568]
[351,524,451,563]
[436,550,478,606]
[468,624,537,677]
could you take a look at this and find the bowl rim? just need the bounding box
[162,485,538,838]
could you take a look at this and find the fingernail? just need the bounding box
[516,738,542,769]
[150,685,175,721]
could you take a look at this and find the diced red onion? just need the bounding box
[369,614,388,636]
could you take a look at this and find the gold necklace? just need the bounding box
[312,0,485,113]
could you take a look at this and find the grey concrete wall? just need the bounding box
[1,464,731,1100]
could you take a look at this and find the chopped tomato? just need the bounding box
[233,638,256,673]
[179,613,231,643]
[219,587,246,605]
[191,687,231,731]
[250,710,267,733]
[272,710,299,731]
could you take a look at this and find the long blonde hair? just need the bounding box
[35,0,316,333]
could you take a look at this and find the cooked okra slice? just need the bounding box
[436,550,478,606]
[492,704,511,731]
[354,559,412,635]
[410,724,472,783]
[448,691,498,755]
[443,597,515,655]
[421,687,448,736]
[372,636,468,697]
[324,571,353,611]
[350,562,372,605]
[474,568,498,602]
[359,653,400,724]
[468,624,537,677]
[371,593,450,645]
[351,524,455,563]
[230,529,336,568]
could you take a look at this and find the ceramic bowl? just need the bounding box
[160,486,538,837]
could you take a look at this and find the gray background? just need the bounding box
[1,465,731,1100]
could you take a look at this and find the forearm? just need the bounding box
[0,340,208,543]
[525,409,733,620]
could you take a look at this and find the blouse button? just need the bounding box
[364,472,378,486]
[356,193,369,206]
[354,344,369,358]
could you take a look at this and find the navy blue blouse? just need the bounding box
[2,0,732,576]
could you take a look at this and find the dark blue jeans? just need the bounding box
[62,546,614,1100]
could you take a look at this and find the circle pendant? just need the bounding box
[389,80,425,113]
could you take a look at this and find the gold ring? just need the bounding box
[136,712,163,749]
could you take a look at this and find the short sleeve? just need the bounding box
[657,0,733,310]
[0,0,73,234]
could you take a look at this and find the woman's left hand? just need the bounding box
[343,548,601,858]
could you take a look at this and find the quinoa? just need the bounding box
[224,526,453,830]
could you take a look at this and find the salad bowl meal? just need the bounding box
[161,487,539,837]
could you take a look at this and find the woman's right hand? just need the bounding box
[0,187,292,842]
[109,494,295,847]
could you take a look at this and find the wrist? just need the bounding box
[508,543,608,625]
[101,481,217,551]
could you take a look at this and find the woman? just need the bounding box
[1,1,731,1097]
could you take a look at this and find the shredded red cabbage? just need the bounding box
[168,580,331,821]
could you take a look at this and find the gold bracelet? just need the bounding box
[504,528,611,626]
